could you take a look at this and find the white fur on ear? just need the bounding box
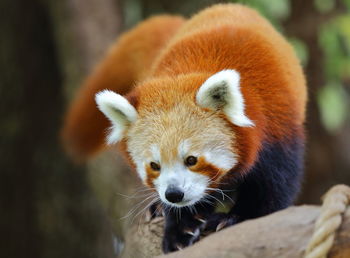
[95,90,138,144]
[196,69,254,127]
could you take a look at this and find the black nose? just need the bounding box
[165,186,184,203]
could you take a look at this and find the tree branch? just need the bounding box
[121,205,350,258]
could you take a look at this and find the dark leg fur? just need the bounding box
[231,137,304,220]
[162,204,214,253]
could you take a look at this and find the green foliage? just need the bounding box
[233,0,290,29]
[314,0,335,13]
[318,13,350,132]
[233,0,309,65]
[345,0,350,10]
[235,0,350,133]
[318,82,348,133]
[319,15,350,81]
[123,0,142,29]
[234,0,289,20]
[288,37,309,66]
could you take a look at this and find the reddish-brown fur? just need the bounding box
[145,165,160,188]
[189,157,222,181]
[145,156,222,188]
[62,15,185,160]
[62,4,306,176]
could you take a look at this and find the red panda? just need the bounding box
[62,4,307,253]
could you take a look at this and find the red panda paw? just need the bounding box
[162,214,206,253]
[203,212,238,233]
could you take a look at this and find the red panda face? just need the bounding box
[95,69,255,207]
[126,103,237,207]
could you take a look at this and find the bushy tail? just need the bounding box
[61,15,184,161]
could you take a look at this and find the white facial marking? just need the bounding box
[178,139,191,158]
[95,90,138,144]
[196,69,255,127]
[150,144,161,163]
[135,161,147,181]
[203,146,237,171]
[126,94,239,206]
[148,138,238,207]
[153,163,209,207]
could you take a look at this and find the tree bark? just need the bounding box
[48,0,134,257]
[121,205,350,258]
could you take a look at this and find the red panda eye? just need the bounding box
[185,156,197,166]
[150,162,161,171]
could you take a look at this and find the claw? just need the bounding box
[145,208,152,222]
[176,244,183,250]
[216,220,227,232]
[184,228,200,238]
[198,218,206,223]
[184,229,195,236]
[194,215,206,224]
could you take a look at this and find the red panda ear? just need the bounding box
[95,90,138,144]
[196,69,255,127]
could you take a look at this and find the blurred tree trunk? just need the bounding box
[48,0,143,256]
[48,0,123,98]
[0,0,128,257]
[283,0,350,204]
[0,0,114,257]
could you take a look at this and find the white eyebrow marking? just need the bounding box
[178,139,191,158]
[203,148,237,171]
[150,144,161,162]
[135,161,147,181]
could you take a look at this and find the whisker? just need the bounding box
[115,191,156,199]
[120,193,158,220]
[206,180,229,186]
[205,193,226,207]
[131,197,159,225]
[207,187,225,200]
[135,198,160,234]
[206,187,235,204]
[200,198,215,207]
[188,205,193,215]
[149,200,162,218]
[206,186,236,192]
[114,186,156,199]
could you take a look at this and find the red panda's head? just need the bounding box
[95,70,257,207]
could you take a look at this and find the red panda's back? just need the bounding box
[151,4,307,134]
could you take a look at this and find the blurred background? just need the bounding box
[1,0,349,257]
